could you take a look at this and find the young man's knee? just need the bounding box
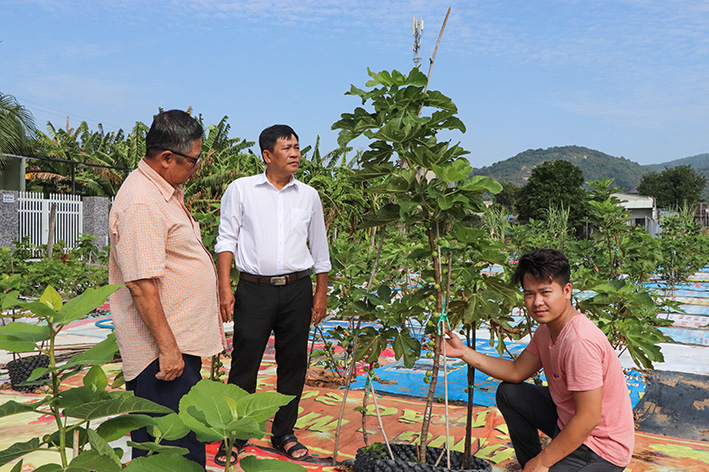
[496,380,520,409]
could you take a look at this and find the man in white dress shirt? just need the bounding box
[215,124,330,462]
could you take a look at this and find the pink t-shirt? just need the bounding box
[526,314,635,467]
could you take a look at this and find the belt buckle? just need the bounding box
[270,276,287,286]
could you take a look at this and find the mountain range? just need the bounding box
[471,146,709,196]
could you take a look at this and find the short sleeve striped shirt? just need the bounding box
[109,159,226,381]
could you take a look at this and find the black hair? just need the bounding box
[145,110,203,158]
[511,248,571,288]
[259,124,299,155]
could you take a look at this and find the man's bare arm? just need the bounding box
[311,272,328,326]
[445,329,542,383]
[216,251,236,323]
[523,387,602,472]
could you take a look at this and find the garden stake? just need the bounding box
[435,309,452,469]
[307,324,318,367]
[334,227,386,464]
[366,370,395,460]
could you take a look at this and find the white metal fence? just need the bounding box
[17,192,83,250]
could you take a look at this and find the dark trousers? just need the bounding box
[228,277,313,438]
[126,354,205,467]
[496,381,625,472]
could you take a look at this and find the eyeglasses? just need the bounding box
[163,148,201,166]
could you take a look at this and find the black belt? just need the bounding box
[239,269,311,286]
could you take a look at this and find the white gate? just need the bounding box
[17,192,83,250]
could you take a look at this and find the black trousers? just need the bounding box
[496,381,625,472]
[227,276,313,438]
[126,354,205,467]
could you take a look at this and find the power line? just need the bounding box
[4,153,131,172]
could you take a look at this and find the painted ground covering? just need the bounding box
[2,267,708,471]
[2,352,709,472]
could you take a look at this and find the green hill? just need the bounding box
[472,146,709,196]
[645,153,709,174]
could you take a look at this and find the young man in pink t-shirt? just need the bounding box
[445,249,634,471]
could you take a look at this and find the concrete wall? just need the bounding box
[82,197,110,248]
[0,190,19,249]
[0,192,110,250]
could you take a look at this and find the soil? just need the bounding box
[0,381,50,394]
[305,368,348,389]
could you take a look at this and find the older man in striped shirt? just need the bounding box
[109,110,226,467]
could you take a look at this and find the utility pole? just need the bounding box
[413,16,424,67]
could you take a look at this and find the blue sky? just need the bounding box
[2,0,708,168]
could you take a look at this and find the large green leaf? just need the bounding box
[54,285,122,326]
[0,335,38,353]
[16,300,56,319]
[86,429,121,466]
[0,438,41,467]
[65,333,119,367]
[127,441,188,455]
[9,459,24,472]
[0,323,50,343]
[355,327,389,364]
[236,391,293,423]
[57,386,113,411]
[459,175,503,194]
[0,399,40,418]
[1,290,20,311]
[392,328,421,368]
[179,379,243,440]
[182,405,223,443]
[95,414,156,442]
[223,417,267,441]
[431,159,473,184]
[65,392,172,420]
[424,90,457,112]
[438,194,469,211]
[122,453,204,472]
[240,455,308,472]
[40,286,63,311]
[66,450,121,472]
[83,365,109,391]
[149,413,190,441]
[360,203,401,229]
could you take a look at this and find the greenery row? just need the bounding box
[1,67,709,470]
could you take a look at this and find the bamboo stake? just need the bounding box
[332,227,386,465]
[424,6,451,94]
[368,374,395,460]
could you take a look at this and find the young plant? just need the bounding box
[0,285,184,471]
[0,286,309,472]
[333,67,501,461]
[177,379,306,472]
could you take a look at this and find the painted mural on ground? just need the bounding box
[2,360,708,472]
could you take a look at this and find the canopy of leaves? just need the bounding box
[0,93,37,168]
[637,164,707,208]
[515,160,588,226]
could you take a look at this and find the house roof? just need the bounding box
[612,193,656,210]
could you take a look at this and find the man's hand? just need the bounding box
[311,291,327,325]
[444,329,468,358]
[126,278,183,382]
[156,346,185,381]
[522,456,549,472]
[219,285,235,323]
[311,272,329,326]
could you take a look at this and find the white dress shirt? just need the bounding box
[215,173,331,275]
